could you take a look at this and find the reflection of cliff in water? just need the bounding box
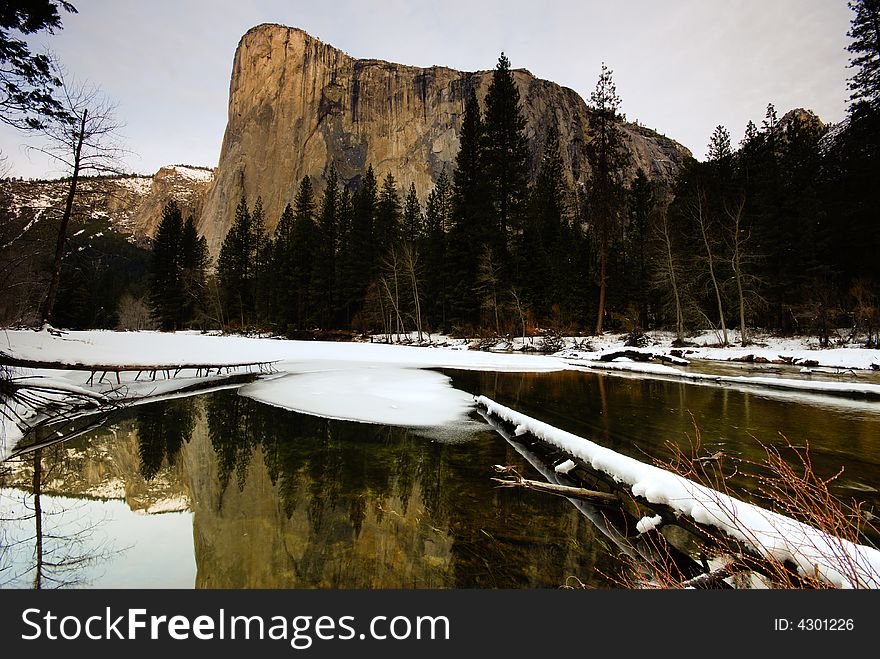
[188,390,614,588]
[4,390,620,588]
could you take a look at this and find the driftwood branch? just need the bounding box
[491,465,618,505]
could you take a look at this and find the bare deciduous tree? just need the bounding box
[691,185,728,346]
[724,196,764,347]
[27,70,125,325]
[401,243,424,342]
[476,245,503,335]
[651,190,687,343]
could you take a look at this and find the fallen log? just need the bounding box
[476,394,880,588]
[491,465,619,505]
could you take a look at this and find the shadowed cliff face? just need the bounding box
[199,23,692,257]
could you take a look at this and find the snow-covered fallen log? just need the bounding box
[476,395,880,589]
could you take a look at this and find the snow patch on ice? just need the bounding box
[241,366,475,428]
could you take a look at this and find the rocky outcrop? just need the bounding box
[199,23,693,257]
[1,164,214,243]
[124,165,215,238]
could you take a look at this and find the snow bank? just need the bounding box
[0,329,567,459]
[0,329,568,372]
[556,331,880,372]
[477,395,880,589]
[241,365,475,427]
[570,359,880,399]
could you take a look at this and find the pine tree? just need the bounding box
[180,214,208,326]
[375,172,402,259]
[402,182,423,244]
[526,121,570,318]
[218,195,253,328]
[483,52,530,265]
[149,200,184,330]
[707,125,732,162]
[339,166,377,323]
[271,202,296,331]
[0,0,78,131]
[422,171,452,329]
[625,169,654,329]
[291,177,317,327]
[448,89,490,325]
[311,167,339,328]
[585,62,631,334]
[334,186,355,325]
[250,196,272,324]
[846,0,880,112]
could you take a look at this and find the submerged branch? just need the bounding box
[491,465,619,505]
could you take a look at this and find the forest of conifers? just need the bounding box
[5,4,879,346]
[148,51,879,347]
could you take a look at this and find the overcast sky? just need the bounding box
[0,0,855,179]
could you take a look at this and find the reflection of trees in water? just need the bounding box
[1,447,115,588]
[201,390,608,587]
[136,398,196,480]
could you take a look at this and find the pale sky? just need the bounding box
[0,0,855,179]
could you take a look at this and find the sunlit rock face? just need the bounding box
[199,23,692,257]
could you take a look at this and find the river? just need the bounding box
[1,368,878,588]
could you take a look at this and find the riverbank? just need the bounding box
[3,327,879,460]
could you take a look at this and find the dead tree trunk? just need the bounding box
[694,189,728,346]
[40,109,86,325]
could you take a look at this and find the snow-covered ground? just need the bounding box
[3,328,879,588]
[2,327,879,460]
[0,328,567,460]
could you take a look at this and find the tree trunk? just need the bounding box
[406,247,423,342]
[33,449,43,589]
[40,110,87,325]
[729,202,749,347]
[595,249,607,335]
[659,212,685,342]
[696,195,728,346]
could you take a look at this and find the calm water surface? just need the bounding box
[2,369,878,588]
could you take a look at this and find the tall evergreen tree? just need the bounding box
[483,52,530,268]
[334,186,355,325]
[218,195,254,327]
[448,89,490,325]
[402,182,423,244]
[375,172,402,259]
[585,62,631,334]
[250,196,272,324]
[291,177,318,327]
[271,202,296,331]
[846,0,880,112]
[422,171,453,329]
[149,200,185,330]
[526,121,569,318]
[180,214,208,326]
[339,166,377,323]
[625,169,654,329]
[311,167,340,328]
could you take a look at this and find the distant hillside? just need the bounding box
[1,164,215,245]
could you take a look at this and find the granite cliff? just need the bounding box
[199,23,692,256]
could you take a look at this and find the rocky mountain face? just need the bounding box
[1,164,214,244]
[199,23,693,257]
